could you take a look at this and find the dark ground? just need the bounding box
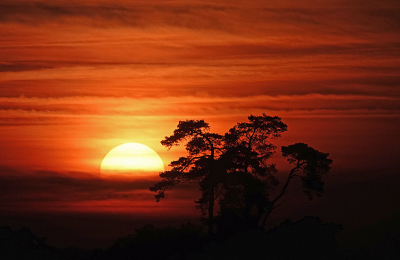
[1,215,399,260]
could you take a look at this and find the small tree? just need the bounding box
[260,142,332,227]
[149,120,223,234]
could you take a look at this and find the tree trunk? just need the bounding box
[260,203,273,228]
[259,167,298,228]
[208,145,215,236]
[208,186,214,235]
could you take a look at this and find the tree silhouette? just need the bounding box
[260,142,333,227]
[150,114,332,234]
[0,226,57,260]
[149,120,223,234]
[216,114,287,231]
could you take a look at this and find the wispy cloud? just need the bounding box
[0,94,398,121]
[1,1,398,108]
[0,165,197,213]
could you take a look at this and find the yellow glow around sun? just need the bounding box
[100,143,164,179]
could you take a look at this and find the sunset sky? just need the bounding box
[1,0,399,248]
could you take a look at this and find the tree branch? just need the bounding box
[271,166,299,205]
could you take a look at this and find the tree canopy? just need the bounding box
[281,142,332,199]
[150,114,332,234]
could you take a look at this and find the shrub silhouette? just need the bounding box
[190,216,342,260]
[0,226,57,260]
[103,223,205,260]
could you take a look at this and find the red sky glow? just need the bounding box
[0,0,399,248]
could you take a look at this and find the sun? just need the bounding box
[100,143,164,179]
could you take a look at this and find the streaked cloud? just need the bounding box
[0,165,198,214]
[0,94,398,121]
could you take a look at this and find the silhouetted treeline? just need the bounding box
[99,222,205,260]
[0,226,53,260]
[95,217,343,260]
[190,216,341,260]
[2,217,399,260]
[0,226,92,260]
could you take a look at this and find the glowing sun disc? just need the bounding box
[100,143,164,178]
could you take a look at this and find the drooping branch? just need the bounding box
[149,177,177,202]
[281,143,332,199]
[150,155,208,201]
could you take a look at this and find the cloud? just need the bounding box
[0,94,398,122]
[0,165,198,213]
[1,1,399,40]
[0,1,237,32]
[1,1,398,108]
[0,61,55,72]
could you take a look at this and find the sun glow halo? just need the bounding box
[100,143,164,179]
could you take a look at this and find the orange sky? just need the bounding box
[0,0,399,246]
